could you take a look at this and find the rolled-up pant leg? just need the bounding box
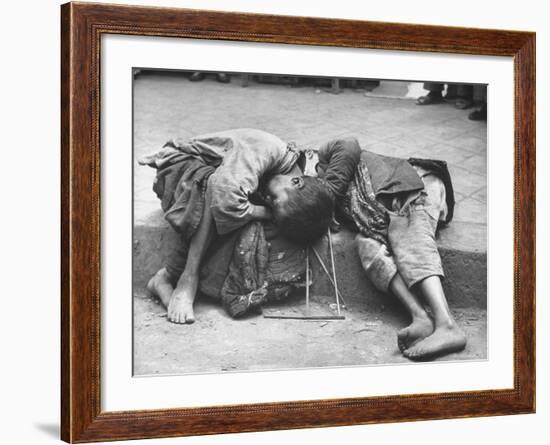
[356,235,397,293]
[388,191,444,289]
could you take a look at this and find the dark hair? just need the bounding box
[273,176,334,245]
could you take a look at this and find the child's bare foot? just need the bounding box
[397,316,434,352]
[146,268,174,308]
[167,278,197,324]
[403,321,467,360]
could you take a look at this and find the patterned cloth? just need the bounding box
[166,221,306,318]
[342,161,390,247]
[216,222,306,317]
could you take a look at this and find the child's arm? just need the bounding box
[209,144,275,235]
[249,204,272,221]
[316,137,362,199]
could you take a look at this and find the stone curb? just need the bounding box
[133,217,486,310]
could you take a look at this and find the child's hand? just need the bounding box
[329,216,342,233]
[250,204,273,221]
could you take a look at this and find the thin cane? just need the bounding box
[310,247,346,306]
[327,229,341,316]
[305,247,310,309]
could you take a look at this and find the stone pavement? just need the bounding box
[132,72,487,375]
[134,72,487,232]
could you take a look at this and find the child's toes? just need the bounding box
[397,328,410,351]
[403,347,417,359]
[403,346,429,361]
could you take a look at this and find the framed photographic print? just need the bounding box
[61,2,535,442]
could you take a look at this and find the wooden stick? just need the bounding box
[310,247,347,306]
[264,314,345,320]
[327,229,341,316]
[305,247,310,308]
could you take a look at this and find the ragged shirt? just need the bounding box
[313,137,454,245]
[140,128,301,236]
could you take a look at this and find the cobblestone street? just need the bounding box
[134,72,487,230]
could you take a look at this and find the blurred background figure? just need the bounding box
[190,72,231,83]
[416,82,487,121]
[416,82,474,109]
[468,85,487,121]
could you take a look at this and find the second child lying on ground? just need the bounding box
[313,137,467,360]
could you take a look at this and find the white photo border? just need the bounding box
[101,34,514,411]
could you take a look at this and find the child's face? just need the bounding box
[264,174,304,210]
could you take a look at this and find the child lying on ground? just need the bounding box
[312,137,467,360]
[139,128,342,324]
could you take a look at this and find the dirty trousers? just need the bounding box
[356,174,446,292]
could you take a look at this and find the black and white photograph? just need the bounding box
[133,69,488,376]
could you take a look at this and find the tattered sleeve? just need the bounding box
[209,146,273,235]
[317,137,362,200]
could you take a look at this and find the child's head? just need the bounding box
[266,175,334,245]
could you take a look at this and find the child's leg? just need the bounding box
[168,187,216,324]
[389,273,434,352]
[403,276,466,359]
[356,235,434,350]
[147,232,190,308]
[389,212,467,358]
[147,268,174,308]
[387,171,466,358]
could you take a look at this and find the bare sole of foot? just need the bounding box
[397,316,434,352]
[403,323,467,361]
[146,268,173,308]
[167,281,197,324]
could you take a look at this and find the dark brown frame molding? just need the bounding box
[61,2,536,442]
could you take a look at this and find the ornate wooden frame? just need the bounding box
[61,2,536,442]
